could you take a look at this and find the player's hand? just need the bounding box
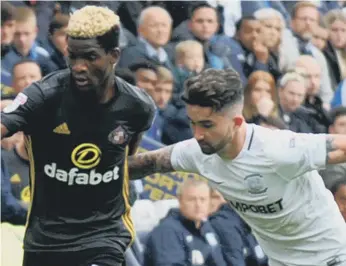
[253,41,269,64]
[256,97,275,117]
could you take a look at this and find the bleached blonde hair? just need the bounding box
[67,5,120,38]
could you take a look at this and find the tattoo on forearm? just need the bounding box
[127,145,175,180]
[326,136,336,162]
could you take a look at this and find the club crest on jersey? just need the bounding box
[244,174,268,195]
[108,125,128,145]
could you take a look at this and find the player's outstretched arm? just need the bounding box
[128,145,176,180]
[325,134,346,164]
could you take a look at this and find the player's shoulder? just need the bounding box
[116,76,156,112]
[31,69,70,100]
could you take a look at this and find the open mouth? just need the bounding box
[73,76,89,87]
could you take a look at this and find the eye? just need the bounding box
[87,54,99,61]
[200,122,214,129]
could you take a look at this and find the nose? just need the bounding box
[193,125,204,141]
[71,58,88,73]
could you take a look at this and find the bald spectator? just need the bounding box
[323,10,346,88]
[144,180,227,266]
[118,6,174,72]
[288,1,334,104]
[295,55,331,132]
[12,59,42,95]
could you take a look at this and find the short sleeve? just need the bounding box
[266,130,327,180]
[1,83,45,137]
[170,139,200,173]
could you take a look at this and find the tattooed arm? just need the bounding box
[325,134,346,164]
[128,145,176,180]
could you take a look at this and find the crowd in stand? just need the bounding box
[1,1,346,265]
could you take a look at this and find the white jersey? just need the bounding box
[171,124,346,266]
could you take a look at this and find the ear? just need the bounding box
[233,115,244,128]
[329,125,335,134]
[109,48,120,65]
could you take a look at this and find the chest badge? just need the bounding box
[108,125,128,145]
[244,174,268,195]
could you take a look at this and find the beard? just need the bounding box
[198,136,231,155]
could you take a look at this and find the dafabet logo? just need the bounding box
[44,143,119,185]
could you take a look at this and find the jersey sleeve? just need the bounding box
[134,91,156,133]
[1,83,45,137]
[265,130,327,180]
[170,139,200,173]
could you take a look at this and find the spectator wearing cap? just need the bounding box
[319,106,346,188]
[41,13,69,73]
[288,1,334,105]
[1,6,51,76]
[118,6,174,72]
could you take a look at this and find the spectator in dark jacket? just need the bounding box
[1,156,28,225]
[329,178,346,222]
[209,189,269,266]
[144,180,227,266]
[41,13,69,73]
[118,6,175,72]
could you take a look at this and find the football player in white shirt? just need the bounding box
[128,69,346,266]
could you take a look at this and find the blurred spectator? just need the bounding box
[118,6,174,72]
[329,179,346,222]
[289,1,334,104]
[11,59,42,96]
[254,8,289,75]
[331,79,346,107]
[277,71,317,133]
[1,6,51,76]
[1,2,16,86]
[319,106,346,188]
[1,151,28,225]
[1,2,16,57]
[144,180,227,266]
[172,3,229,70]
[209,189,269,266]
[311,25,329,51]
[41,13,69,73]
[243,71,279,123]
[230,16,282,83]
[323,10,346,88]
[145,66,174,142]
[129,60,158,96]
[1,131,30,216]
[174,40,205,96]
[295,55,331,132]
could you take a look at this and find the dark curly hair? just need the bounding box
[181,68,243,112]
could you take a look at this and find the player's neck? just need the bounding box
[218,122,247,160]
[98,79,116,104]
